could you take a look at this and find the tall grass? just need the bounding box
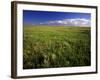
[23,26,91,69]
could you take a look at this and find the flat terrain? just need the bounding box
[23,26,91,69]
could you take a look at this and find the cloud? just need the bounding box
[39,18,91,27]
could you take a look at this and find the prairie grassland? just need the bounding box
[23,26,91,69]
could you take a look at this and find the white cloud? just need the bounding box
[37,18,91,27]
[39,18,91,27]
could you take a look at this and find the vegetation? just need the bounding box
[23,26,91,69]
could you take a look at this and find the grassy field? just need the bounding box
[23,26,91,69]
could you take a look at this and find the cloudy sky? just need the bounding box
[23,10,91,27]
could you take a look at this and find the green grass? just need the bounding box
[23,26,91,69]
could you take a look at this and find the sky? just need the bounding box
[23,10,91,27]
